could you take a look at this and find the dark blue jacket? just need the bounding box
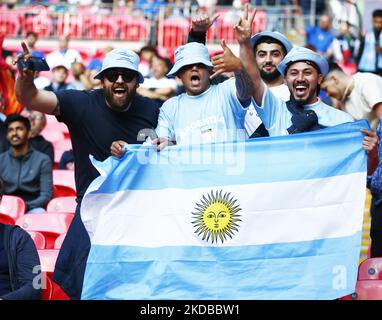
[0,223,42,300]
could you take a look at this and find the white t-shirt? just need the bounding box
[343,72,382,130]
[244,83,290,136]
[46,49,82,69]
[140,77,178,91]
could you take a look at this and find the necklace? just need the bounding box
[341,78,354,103]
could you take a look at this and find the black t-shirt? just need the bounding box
[55,89,159,200]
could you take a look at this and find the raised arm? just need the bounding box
[187,13,219,44]
[234,4,265,106]
[14,42,60,115]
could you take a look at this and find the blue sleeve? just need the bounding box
[220,78,247,121]
[155,99,176,141]
[253,87,285,130]
[1,229,42,300]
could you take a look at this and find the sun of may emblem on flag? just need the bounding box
[191,190,242,244]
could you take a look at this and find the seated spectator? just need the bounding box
[71,62,93,91]
[46,35,82,70]
[137,56,178,106]
[303,15,334,59]
[0,178,42,300]
[27,111,54,163]
[0,114,53,213]
[138,45,158,78]
[331,20,360,67]
[16,31,44,59]
[58,149,74,171]
[44,62,75,93]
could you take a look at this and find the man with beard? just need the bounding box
[14,45,159,299]
[112,40,253,155]
[236,6,377,162]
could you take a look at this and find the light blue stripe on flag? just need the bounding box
[81,120,369,300]
[82,232,362,300]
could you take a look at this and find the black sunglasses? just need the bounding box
[103,70,138,82]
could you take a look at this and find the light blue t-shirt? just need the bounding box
[254,87,354,137]
[156,78,247,145]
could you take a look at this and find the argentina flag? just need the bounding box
[80,120,368,300]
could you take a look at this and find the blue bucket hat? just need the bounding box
[277,47,329,76]
[94,48,144,83]
[251,31,293,54]
[167,42,213,77]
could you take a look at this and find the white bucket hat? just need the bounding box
[94,48,144,83]
[167,42,213,77]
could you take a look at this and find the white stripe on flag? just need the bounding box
[82,172,366,247]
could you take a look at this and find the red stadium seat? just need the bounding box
[21,14,53,38]
[27,230,46,249]
[41,128,65,144]
[16,213,74,249]
[83,16,117,40]
[117,16,150,42]
[353,280,382,300]
[42,275,70,300]
[53,185,77,198]
[0,12,21,37]
[0,195,26,221]
[38,249,59,275]
[56,13,84,39]
[0,213,15,225]
[213,10,267,43]
[53,139,73,164]
[54,232,67,249]
[47,196,77,213]
[157,17,190,57]
[358,258,382,280]
[53,169,76,191]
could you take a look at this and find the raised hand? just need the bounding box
[211,39,242,79]
[191,13,219,33]
[13,42,34,79]
[233,4,256,45]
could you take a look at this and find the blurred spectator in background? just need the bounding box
[86,46,114,90]
[44,62,75,93]
[331,20,360,68]
[33,71,51,90]
[298,0,326,26]
[136,0,165,19]
[27,111,54,163]
[0,36,23,116]
[137,56,177,106]
[328,0,362,39]
[71,62,93,91]
[87,46,113,74]
[138,45,158,78]
[303,15,334,60]
[17,32,44,59]
[0,114,53,213]
[58,149,74,171]
[46,35,82,70]
[357,9,382,76]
